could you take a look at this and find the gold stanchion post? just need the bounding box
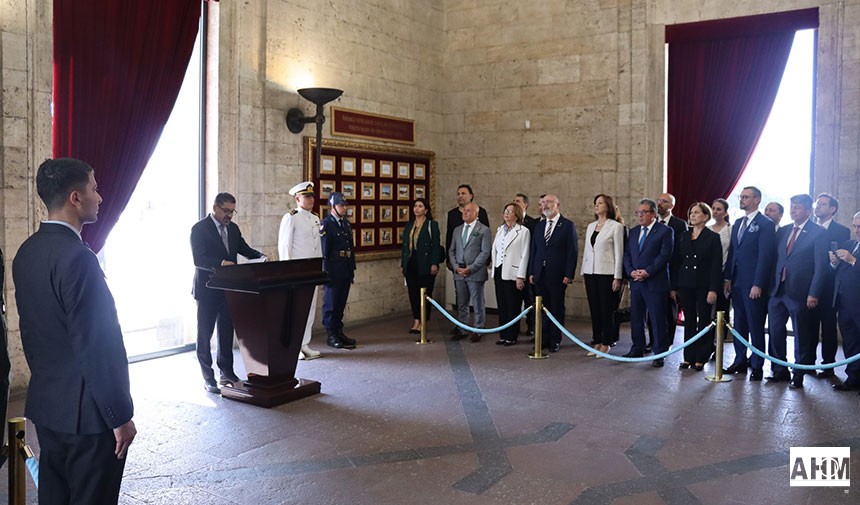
[706,311,731,383]
[416,287,432,344]
[8,417,27,505]
[527,296,548,359]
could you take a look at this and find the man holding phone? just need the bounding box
[811,193,851,376]
[830,212,860,393]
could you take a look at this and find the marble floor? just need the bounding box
[2,313,859,504]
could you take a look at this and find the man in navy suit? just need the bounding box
[191,192,265,393]
[723,186,776,380]
[622,198,674,366]
[830,212,860,393]
[652,192,688,350]
[529,194,578,352]
[766,194,828,388]
[811,193,851,376]
[14,158,136,505]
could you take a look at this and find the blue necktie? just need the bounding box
[638,226,647,251]
[737,216,748,241]
[461,224,470,246]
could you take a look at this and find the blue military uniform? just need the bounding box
[321,192,357,349]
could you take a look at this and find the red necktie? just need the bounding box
[781,226,800,282]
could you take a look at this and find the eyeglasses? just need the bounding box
[503,209,515,215]
[217,205,238,216]
[635,210,654,216]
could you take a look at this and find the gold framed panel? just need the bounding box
[304,137,436,261]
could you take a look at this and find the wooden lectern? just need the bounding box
[206,258,329,408]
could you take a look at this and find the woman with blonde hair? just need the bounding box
[492,202,531,346]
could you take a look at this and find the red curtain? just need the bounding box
[53,0,202,252]
[665,8,818,217]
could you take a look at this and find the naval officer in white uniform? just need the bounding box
[278,181,323,359]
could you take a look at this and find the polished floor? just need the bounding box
[2,313,859,504]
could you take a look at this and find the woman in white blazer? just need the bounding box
[491,202,531,346]
[580,194,625,356]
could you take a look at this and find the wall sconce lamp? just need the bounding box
[286,87,344,177]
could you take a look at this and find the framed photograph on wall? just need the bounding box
[346,207,356,223]
[397,162,410,179]
[361,158,376,177]
[396,226,405,244]
[380,160,394,178]
[361,229,375,247]
[342,181,356,199]
[320,180,335,199]
[342,157,357,176]
[379,228,393,246]
[397,205,410,222]
[321,155,336,175]
[320,205,331,220]
[397,184,410,201]
[414,185,426,199]
[361,205,375,223]
[380,205,393,223]
[414,163,426,180]
[361,182,375,200]
[379,182,393,200]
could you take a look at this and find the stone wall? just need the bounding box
[1,0,858,390]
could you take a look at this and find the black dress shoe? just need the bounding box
[451,332,467,341]
[765,373,790,382]
[622,350,644,358]
[693,364,704,372]
[832,383,860,391]
[817,369,835,378]
[588,340,598,346]
[550,343,561,353]
[652,358,664,368]
[409,329,420,334]
[679,362,691,369]
[450,327,461,335]
[495,339,506,345]
[789,376,804,389]
[526,330,535,337]
[327,335,345,349]
[204,379,220,394]
[723,363,748,374]
[503,340,516,346]
[749,369,763,381]
[219,371,241,384]
[339,332,357,346]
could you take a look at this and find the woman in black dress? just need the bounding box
[672,202,723,371]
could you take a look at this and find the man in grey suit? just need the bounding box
[449,202,492,342]
[14,158,136,504]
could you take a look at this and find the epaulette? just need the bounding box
[290,209,298,215]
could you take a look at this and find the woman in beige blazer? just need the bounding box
[580,194,625,356]
[491,202,531,345]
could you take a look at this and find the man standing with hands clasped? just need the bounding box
[449,202,492,341]
[14,158,136,504]
[279,181,324,359]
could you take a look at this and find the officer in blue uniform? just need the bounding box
[321,192,358,349]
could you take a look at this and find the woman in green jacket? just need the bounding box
[401,197,442,333]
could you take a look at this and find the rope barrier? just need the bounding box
[542,306,715,362]
[24,451,39,489]
[727,325,860,371]
[424,296,533,334]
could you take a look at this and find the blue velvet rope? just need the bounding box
[726,324,860,370]
[25,454,39,488]
[424,296,532,334]
[541,307,715,362]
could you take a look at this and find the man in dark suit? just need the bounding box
[622,198,674,366]
[723,186,776,380]
[529,194,578,352]
[320,192,357,349]
[514,192,537,336]
[830,212,860,393]
[766,194,828,388]
[652,192,688,351]
[13,158,136,504]
[764,201,785,231]
[449,203,492,342]
[191,192,265,393]
[811,193,851,376]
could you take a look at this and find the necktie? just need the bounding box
[462,224,471,246]
[786,225,800,255]
[638,226,648,251]
[737,216,748,241]
[219,224,229,252]
[544,220,553,244]
[781,226,801,282]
